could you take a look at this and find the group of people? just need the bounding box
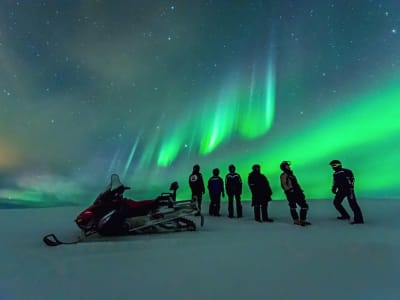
[188,160,364,226]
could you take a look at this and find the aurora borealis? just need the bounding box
[0,1,399,207]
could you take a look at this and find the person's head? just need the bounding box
[212,168,219,176]
[329,160,342,171]
[280,161,291,172]
[193,164,200,173]
[228,164,235,173]
[252,164,261,173]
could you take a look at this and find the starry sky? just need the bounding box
[1,0,399,208]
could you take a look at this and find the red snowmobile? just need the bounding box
[43,174,204,246]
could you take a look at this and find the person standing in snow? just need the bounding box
[248,164,274,222]
[189,164,205,215]
[225,164,243,218]
[329,160,364,224]
[207,168,225,216]
[279,161,311,226]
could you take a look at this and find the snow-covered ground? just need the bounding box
[1,198,399,300]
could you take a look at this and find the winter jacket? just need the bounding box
[225,172,242,195]
[189,172,205,195]
[248,171,272,205]
[208,175,225,196]
[332,168,355,193]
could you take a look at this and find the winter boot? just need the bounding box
[300,220,312,226]
[293,219,302,226]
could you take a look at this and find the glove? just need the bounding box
[331,187,337,194]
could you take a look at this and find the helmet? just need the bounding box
[252,164,260,171]
[280,161,291,171]
[228,164,235,172]
[193,164,200,172]
[329,160,342,168]
[213,168,219,176]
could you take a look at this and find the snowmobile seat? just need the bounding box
[155,193,175,208]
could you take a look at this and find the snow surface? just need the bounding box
[1,199,399,300]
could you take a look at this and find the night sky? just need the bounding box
[1,0,399,207]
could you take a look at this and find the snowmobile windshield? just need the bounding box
[103,174,130,194]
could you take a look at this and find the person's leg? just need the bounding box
[296,193,311,225]
[333,192,350,219]
[286,193,299,222]
[254,204,261,222]
[262,202,273,222]
[296,193,309,222]
[347,190,364,223]
[215,195,221,216]
[193,193,202,216]
[197,193,202,211]
[235,193,243,218]
[209,194,215,216]
[227,193,234,217]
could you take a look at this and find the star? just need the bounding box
[391,28,397,34]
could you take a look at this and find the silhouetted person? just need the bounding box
[280,161,311,226]
[225,164,243,218]
[208,168,225,216]
[189,164,205,215]
[248,164,273,222]
[329,160,364,224]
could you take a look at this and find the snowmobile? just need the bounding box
[43,174,204,246]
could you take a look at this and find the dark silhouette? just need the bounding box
[248,164,274,222]
[207,168,225,216]
[329,160,364,224]
[280,161,311,226]
[225,164,243,218]
[189,164,205,215]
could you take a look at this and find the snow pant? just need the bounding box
[227,192,242,218]
[192,192,203,212]
[285,190,308,221]
[333,189,364,222]
[253,200,270,221]
[209,194,221,216]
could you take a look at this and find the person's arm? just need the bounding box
[265,177,272,196]
[248,174,254,192]
[331,173,338,194]
[347,169,355,188]
[200,174,205,194]
[238,174,243,194]
[220,177,225,197]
